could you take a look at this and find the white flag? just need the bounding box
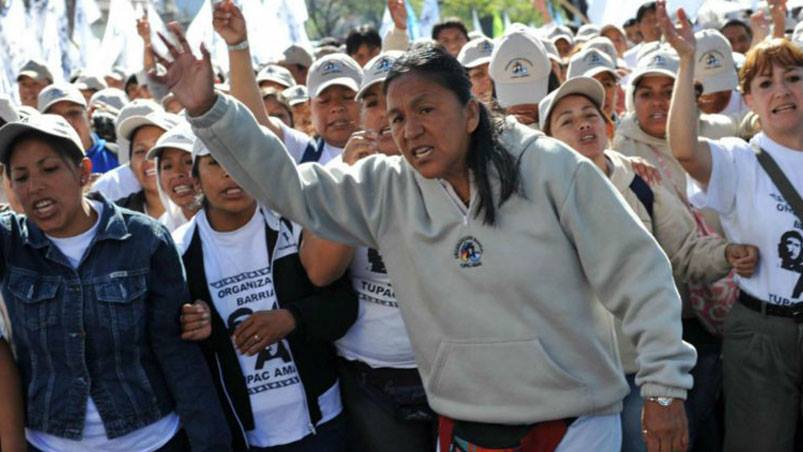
[419,0,440,39]
[0,0,32,98]
[65,0,102,76]
[186,0,230,72]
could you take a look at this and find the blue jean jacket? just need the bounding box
[0,196,231,451]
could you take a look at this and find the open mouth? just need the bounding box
[411,145,433,160]
[772,103,796,114]
[172,184,193,196]
[33,199,56,217]
[579,133,597,144]
[378,126,392,137]
[221,187,244,198]
[649,112,667,121]
[328,118,351,129]
[145,168,157,177]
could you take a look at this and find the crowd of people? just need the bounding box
[0,0,800,450]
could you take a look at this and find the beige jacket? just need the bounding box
[605,150,730,373]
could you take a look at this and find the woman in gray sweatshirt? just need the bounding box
[154,22,694,452]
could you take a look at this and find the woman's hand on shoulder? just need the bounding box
[630,157,663,186]
[180,300,212,341]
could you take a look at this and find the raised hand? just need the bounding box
[342,130,379,165]
[136,9,151,43]
[769,0,788,38]
[656,0,695,59]
[212,0,247,46]
[388,0,407,31]
[750,9,770,44]
[149,22,216,117]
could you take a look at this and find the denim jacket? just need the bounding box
[0,195,231,451]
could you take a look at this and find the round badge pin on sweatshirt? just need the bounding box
[455,236,483,268]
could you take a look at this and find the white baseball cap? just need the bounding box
[282,85,309,106]
[146,121,196,160]
[118,111,182,144]
[489,30,552,108]
[0,113,85,165]
[694,29,738,94]
[356,51,403,100]
[17,59,54,83]
[306,53,363,98]
[630,46,679,87]
[584,36,620,67]
[547,26,574,46]
[576,24,601,40]
[256,64,296,89]
[458,37,495,68]
[0,95,19,124]
[567,48,618,80]
[37,83,87,113]
[540,39,562,64]
[538,76,606,131]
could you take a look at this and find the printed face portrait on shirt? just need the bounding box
[310,85,359,148]
[780,230,803,268]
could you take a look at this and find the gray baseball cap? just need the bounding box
[256,64,296,89]
[282,85,309,106]
[356,51,403,100]
[694,29,738,94]
[74,74,108,92]
[458,37,495,68]
[17,59,54,83]
[538,76,606,131]
[89,88,128,115]
[0,113,85,165]
[283,44,315,68]
[37,83,87,113]
[306,53,363,98]
[118,111,182,143]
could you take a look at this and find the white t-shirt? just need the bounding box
[194,207,341,447]
[29,200,180,452]
[278,121,343,165]
[336,246,417,369]
[700,133,803,305]
[92,164,141,202]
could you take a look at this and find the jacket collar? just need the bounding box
[22,194,131,249]
[615,113,668,150]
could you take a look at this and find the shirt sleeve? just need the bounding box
[278,120,314,164]
[696,137,746,216]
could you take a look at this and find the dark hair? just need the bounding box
[345,25,382,56]
[636,2,656,22]
[124,74,139,97]
[721,19,753,39]
[4,130,83,176]
[432,18,469,42]
[383,44,521,226]
[623,18,638,28]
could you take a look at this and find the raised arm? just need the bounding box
[657,0,713,186]
[211,0,286,139]
[150,25,390,249]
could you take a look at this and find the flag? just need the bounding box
[419,0,440,39]
[492,9,504,37]
[0,0,32,98]
[471,8,483,35]
[64,0,101,76]
[379,6,393,38]
[27,0,67,81]
[186,0,230,71]
[405,0,420,40]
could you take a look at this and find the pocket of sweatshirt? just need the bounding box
[429,338,586,407]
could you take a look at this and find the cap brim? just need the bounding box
[256,76,293,89]
[39,98,86,114]
[630,68,676,87]
[17,71,46,81]
[583,66,620,80]
[539,77,605,130]
[146,142,193,161]
[118,116,169,142]
[356,80,383,101]
[495,79,550,108]
[312,78,361,98]
[0,122,83,165]
[701,71,738,95]
[463,57,492,69]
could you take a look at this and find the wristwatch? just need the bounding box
[647,396,674,407]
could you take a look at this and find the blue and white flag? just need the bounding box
[419,0,440,39]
